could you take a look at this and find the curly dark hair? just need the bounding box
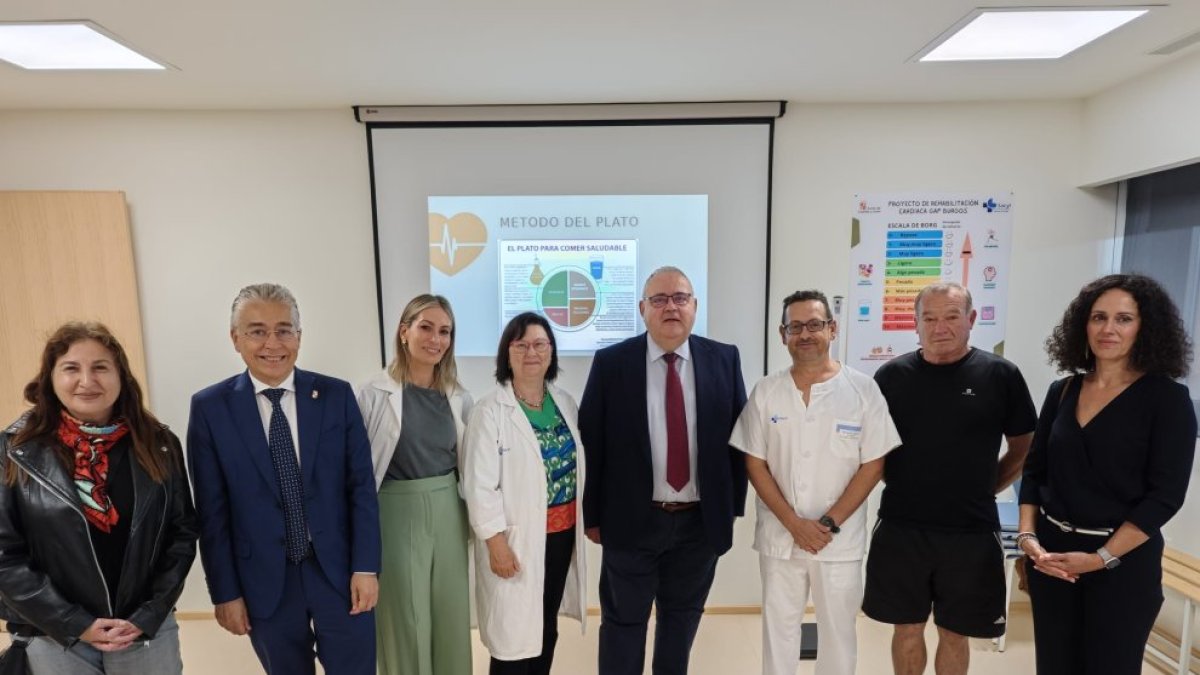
[1045,274,1192,378]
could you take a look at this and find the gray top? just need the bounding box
[385,383,458,481]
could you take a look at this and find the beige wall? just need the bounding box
[1081,48,1200,186]
[0,111,382,612]
[0,102,1122,610]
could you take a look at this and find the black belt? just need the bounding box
[651,501,699,513]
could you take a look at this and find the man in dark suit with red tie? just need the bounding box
[580,266,748,675]
[188,283,380,675]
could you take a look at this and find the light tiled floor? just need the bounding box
[2,606,1160,673]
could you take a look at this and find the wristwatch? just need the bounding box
[1096,546,1121,570]
[818,515,841,534]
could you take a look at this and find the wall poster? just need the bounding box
[846,192,1014,375]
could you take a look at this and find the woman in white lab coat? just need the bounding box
[463,312,586,675]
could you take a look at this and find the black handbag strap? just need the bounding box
[1058,375,1074,405]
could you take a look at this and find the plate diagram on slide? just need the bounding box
[500,239,639,351]
[539,268,599,330]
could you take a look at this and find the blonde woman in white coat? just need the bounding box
[356,294,474,675]
[463,312,586,675]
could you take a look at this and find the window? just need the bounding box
[1122,161,1200,428]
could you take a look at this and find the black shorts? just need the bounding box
[862,519,1007,639]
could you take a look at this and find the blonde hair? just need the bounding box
[387,294,460,394]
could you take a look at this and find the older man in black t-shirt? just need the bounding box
[863,283,1036,675]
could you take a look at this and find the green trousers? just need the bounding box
[376,473,472,675]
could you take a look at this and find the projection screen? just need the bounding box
[362,107,779,398]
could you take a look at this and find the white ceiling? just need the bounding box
[2,0,1200,110]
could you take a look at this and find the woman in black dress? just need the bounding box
[1018,274,1196,674]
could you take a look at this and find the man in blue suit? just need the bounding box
[188,283,380,675]
[580,266,748,675]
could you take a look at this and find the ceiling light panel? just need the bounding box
[0,22,165,70]
[919,8,1150,62]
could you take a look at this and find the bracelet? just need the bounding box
[1015,532,1039,547]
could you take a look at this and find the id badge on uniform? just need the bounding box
[834,422,862,439]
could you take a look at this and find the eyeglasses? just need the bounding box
[644,292,693,309]
[241,328,299,343]
[783,319,833,336]
[511,340,552,354]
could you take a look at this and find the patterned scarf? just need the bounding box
[56,412,129,533]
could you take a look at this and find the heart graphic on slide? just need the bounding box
[428,212,488,276]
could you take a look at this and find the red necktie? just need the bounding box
[663,352,689,491]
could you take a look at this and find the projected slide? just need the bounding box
[429,195,707,355]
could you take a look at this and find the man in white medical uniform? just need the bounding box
[730,290,900,675]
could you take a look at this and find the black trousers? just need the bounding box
[598,507,718,675]
[490,527,576,675]
[1027,515,1164,675]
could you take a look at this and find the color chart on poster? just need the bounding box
[846,192,1014,375]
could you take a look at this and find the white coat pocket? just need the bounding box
[830,418,863,459]
[479,525,541,658]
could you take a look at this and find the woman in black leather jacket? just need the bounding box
[0,322,198,674]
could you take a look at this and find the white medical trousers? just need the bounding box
[760,554,862,675]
